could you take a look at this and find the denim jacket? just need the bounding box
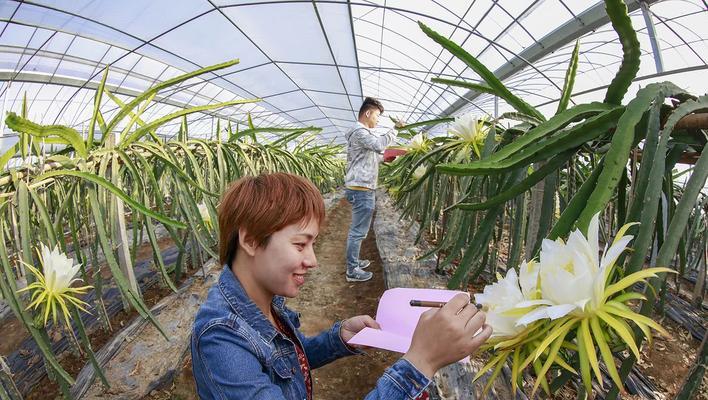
[345,122,396,190]
[191,266,431,399]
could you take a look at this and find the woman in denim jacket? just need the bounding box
[191,173,492,399]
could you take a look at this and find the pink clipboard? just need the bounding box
[347,288,468,354]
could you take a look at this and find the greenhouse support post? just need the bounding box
[0,82,7,137]
[639,0,665,73]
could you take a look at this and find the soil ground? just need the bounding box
[291,198,401,399]
[634,316,705,399]
[5,196,706,399]
[17,235,192,400]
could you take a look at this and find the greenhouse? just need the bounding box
[0,0,706,399]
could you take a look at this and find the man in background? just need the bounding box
[344,97,402,282]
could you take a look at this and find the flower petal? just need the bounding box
[587,213,600,266]
[545,304,578,320]
[600,235,634,271]
[515,307,553,326]
[515,299,553,308]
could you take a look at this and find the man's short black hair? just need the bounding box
[358,97,384,119]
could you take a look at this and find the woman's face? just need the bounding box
[251,218,319,298]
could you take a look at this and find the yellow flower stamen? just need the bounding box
[16,245,92,327]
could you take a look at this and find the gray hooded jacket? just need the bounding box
[344,122,396,190]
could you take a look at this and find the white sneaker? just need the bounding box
[346,267,373,282]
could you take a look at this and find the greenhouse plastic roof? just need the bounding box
[0,0,706,145]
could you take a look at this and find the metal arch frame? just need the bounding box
[2,0,706,142]
[13,32,76,117]
[349,12,468,102]
[274,89,410,114]
[648,7,707,65]
[4,1,218,124]
[438,0,661,119]
[269,59,489,116]
[272,93,448,126]
[413,0,546,123]
[0,0,558,133]
[355,66,491,115]
[311,1,357,118]
[486,15,672,113]
[652,8,708,43]
[351,13,457,74]
[354,63,494,115]
[347,0,364,98]
[505,49,625,87]
[640,0,665,73]
[259,0,475,121]
[226,0,566,115]
[354,44,472,115]
[463,62,708,119]
[0,70,268,130]
[343,0,566,116]
[207,0,352,134]
[358,46,436,104]
[482,5,698,111]
[353,6,475,107]
[270,60,487,80]
[404,0,476,121]
[532,64,708,109]
[376,0,386,96]
[352,29,462,97]
[0,45,295,129]
[354,62,492,115]
[1,1,318,134]
[1,3,60,101]
[1,34,74,112]
[503,30,650,89]
[353,45,438,104]
[0,52,298,138]
[115,2,708,129]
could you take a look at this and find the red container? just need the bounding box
[383,148,407,162]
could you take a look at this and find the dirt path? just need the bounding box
[146,196,400,400]
[290,197,400,400]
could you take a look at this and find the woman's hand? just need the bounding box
[403,293,493,378]
[340,315,380,348]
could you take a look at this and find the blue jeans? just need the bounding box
[345,188,375,274]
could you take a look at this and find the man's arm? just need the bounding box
[351,128,396,153]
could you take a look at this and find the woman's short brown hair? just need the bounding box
[218,173,325,266]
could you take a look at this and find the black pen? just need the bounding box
[409,299,483,309]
